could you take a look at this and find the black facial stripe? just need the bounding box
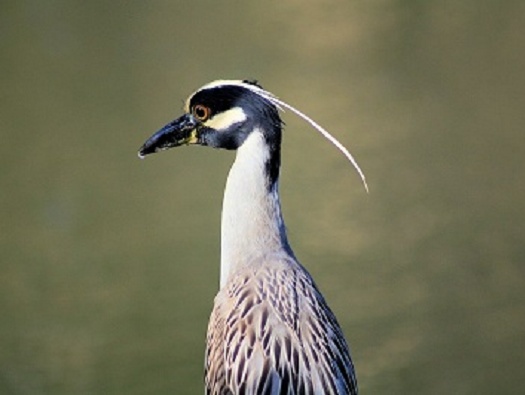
[189,86,248,117]
[198,124,250,150]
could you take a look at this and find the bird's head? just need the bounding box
[138,79,369,192]
[138,80,282,158]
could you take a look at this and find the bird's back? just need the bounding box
[205,252,357,395]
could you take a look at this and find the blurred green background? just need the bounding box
[1,1,524,394]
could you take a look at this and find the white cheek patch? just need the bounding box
[205,107,247,131]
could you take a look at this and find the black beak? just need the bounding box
[138,113,198,158]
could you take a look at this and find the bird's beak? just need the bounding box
[138,113,199,158]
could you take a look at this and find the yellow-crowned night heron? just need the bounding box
[139,80,366,395]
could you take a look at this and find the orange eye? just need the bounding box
[192,104,211,121]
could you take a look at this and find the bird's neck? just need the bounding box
[220,130,290,288]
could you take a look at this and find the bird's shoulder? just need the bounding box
[205,253,357,394]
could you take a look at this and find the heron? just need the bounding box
[139,80,365,394]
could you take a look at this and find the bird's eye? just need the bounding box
[192,104,211,121]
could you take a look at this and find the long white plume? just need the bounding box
[244,83,369,193]
[197,80,369,192]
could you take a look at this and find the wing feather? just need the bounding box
[205,255,358,395]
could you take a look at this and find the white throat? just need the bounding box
[220,131,288,288]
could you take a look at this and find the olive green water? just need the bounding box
[1,2,524,394]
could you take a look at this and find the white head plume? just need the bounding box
[198,80,369,193]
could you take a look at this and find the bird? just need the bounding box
[138,80,365,395]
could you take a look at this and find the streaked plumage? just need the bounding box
[139,80,360,394]
[206,253,356,394]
